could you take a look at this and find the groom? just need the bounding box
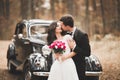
[59,14,91,80]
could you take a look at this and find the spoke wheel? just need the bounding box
[24,63,32,80]
[25,70,32,80]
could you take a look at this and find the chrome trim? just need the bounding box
[33,72,49,76]
[86,71,102,76]
[33,71,102,77]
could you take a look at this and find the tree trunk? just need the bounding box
[27,0,32,19]
[92,0,96,11]
[21,0,31,19]
[85,0,90,35]
[100,0,105,36]
[31,0,35,18]
[5,0,10,19]
[0,0,4,16]
[20,0,25,19]
[51,0,55,19]
[66,0,74,15]
[117,0,120,30]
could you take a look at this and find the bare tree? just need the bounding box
[117,0,120,30]
[0,0,5,16]
[66,0,74,15]
[100,0,105,35]
[20,0,33,19]
[21,0,27,19]
[51,0,55,19]
[85,0,90,34]
[31,0,35,18]
[5,0,10,19]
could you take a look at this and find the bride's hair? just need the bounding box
[47,21,66,45]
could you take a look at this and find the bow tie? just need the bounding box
[67,32,73,35]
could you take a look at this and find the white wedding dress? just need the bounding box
[48,35,79,80]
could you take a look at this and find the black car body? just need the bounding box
[7,19,102,80]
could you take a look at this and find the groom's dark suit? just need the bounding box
[72,28,91,80]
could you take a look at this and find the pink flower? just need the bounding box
[49,40,66,54]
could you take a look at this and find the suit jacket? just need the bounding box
[72,28,91,80]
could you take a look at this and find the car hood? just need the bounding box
[29,38,46,45]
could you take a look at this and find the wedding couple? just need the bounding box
[47,14,91,80]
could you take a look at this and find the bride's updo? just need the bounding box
[47,21,66,45]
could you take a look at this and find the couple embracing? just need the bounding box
[47,14,91,80]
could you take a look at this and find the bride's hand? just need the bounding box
[54,54,66,62]
[54,53,62,60]
[60,55,67,62]
[57,55,65,62]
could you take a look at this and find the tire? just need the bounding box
[23,63,32,80]
[7,60,16,73]
[86,76,99,80]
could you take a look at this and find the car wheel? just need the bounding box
[86,76,99,80]
[23,63,32,80]
[8,60,16,73]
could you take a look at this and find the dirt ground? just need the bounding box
[0,41,23,80]
[91,36,120,80]
[0,36,120,80]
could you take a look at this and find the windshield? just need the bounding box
[29,25,48,42]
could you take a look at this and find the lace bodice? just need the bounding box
[62,35,72,55]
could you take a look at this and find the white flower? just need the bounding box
[61,45,63,49]
[55,45,58,49]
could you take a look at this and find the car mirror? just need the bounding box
[18,34,23,39]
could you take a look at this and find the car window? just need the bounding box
[30,25,48,35]
[30,25,48,41]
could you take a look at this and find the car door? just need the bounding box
[14,23,28,62]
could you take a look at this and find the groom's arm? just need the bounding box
[73,34,91,57]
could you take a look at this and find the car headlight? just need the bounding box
[34,56,45,68]
[42,45,51,56]
[29,53,47,70]
[90,55,102,69]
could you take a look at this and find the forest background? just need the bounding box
[0,0,120,40]
[0,0,120,80]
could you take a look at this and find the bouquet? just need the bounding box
[49,40,66,54]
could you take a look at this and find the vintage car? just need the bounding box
[7,19,102,80]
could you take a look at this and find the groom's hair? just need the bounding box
[59,14,74,28]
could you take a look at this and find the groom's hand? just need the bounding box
[67,39,76,50]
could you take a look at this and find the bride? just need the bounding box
[47,21,79,80]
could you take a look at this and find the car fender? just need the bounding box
[23,53,38,71]
[7,43,16,59]
[85,54,102,71]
